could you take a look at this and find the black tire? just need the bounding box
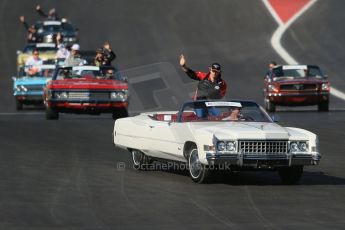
[112,108,128,120]
[131,149,149,170]
[188,148,212,183]
[278,166,304,185]
[46,107,59,120]
[15,98,23,111]
[318,101,329,112]
[265,99,276,112]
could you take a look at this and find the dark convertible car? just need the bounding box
[35,20,78,47]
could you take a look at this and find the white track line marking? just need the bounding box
[262,0,345,101]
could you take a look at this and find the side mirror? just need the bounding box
[271,114,280,122]
[12,76,17,81]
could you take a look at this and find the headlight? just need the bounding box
[60,92,68,99]
[110,91,128,100]
[268,84,278,92]
[321,83,330,91]
[20,85,27,92]
[55,92,68,99]
[217,141,237,152]
[217,141,226,151]
[290,142,299,152]
[110,92,117,99]
[299,142,308,151]
[226,141,236,152]
[290,141,308,153]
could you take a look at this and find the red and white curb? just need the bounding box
[262,0,345,101]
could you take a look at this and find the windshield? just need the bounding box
[179,101,272,122]
[20,66,55,78]
[24,46,57,53]
[272,66,324,79]
[37,23,75,34]
[55,67,123,80]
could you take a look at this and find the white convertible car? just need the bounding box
[113,100,321,184]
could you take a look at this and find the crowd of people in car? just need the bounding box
[19,5,117,75]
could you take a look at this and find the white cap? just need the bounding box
[71,44,80,51]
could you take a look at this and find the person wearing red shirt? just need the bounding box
[179,54,227,100]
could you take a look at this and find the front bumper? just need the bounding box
[15,94,43,104]
[47,100,128,113]
[267,92,329,105]
[206,152,321,168]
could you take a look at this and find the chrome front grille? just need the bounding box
[280,84,317,91]
[26,85,44,91]
[239,140,288,154]
[68,92,89,99]
[66,91,110,100]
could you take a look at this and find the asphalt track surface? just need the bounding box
[0,1,345,229]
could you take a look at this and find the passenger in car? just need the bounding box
[36,5,59,21]
[19,16,38,43]
[25,49,43,75]
[65,44,86,66]
[94,42,117,67]
[179,54,227,100]
[221,107,242,121]
[266,61,278,80]
[56,43,70,59]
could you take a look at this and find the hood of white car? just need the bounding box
[189,122,289,140]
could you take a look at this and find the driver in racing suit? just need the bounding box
[179,54,227,100]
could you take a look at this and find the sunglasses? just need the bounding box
[210,68,220,73]
[33,53,39,56]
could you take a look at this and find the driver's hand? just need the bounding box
[179,54,186,67]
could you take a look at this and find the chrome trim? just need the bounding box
[206,152,320,166]
[268,92,329,97]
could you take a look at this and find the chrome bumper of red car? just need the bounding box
[267,92,329,105]
[47,100,128,112]
[267,92,329,97]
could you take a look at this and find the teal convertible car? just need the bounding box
[13,64,56,110]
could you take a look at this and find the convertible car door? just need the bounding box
[145,120,185,162]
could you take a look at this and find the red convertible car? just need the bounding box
[264,65,330,112]
[43,65,129,120]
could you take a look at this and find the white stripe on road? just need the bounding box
[262,0,345,101]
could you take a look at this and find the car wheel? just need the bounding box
[265,99,276,112]
[131,149,149,170]
[15,98,23,111]
[46,107,59,120]
[188,148,211,183]
[112,108,128,120]
[318,101,329,112]
[278,166,303,185]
